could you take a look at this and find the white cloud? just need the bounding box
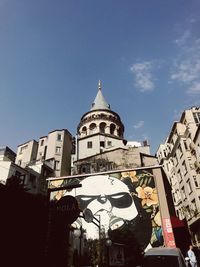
[133,120,144,129]
[170,60,200,83]
[174,30,190,47]
[170,34,200,95]
[130,61,155,92]
[187,82,200,95]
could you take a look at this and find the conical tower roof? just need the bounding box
[90,80,110,110]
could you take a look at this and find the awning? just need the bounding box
[170,216,186,228]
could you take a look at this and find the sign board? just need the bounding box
[56,195,80,224]
[162,218,176,248]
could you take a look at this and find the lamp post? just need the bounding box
[82,209,102,266]
[74,226,83,267]
[106,239,112,267]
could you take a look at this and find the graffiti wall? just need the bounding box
[49,169,164,251]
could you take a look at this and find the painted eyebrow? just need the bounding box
[109,192,129,197]
[78,196,94,200]
[77,193,128,197]
[77,195,97,199]
[110,193,127,199]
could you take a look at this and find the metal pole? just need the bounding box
[79,226,82,267]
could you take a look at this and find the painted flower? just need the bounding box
[50,179,65,200]
[51,179,64,187]
[136,186,158,206]
[121,170,138,182]
[55,190,65,200]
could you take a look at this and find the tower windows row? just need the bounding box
[80,122,123,138]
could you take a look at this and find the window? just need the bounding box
[173,156,178,167]
[182,161,187,175]
[177,170,182,182]
[177,144,183,158]
[18,160,22,166]
[185,205,191,219]
[80,164,90,174]
[82,126,87,136]
[107,141,112,147]
[173,192,177,203]
[87,141,92,149]
[54,160,59,170]
[191,199,197,215]
[55,146,61,154]
[110,124,116,135]
[181,187,186,199]
[176,209,179,218]
[100,122,106,133]
[20,145,28,154]
[41,139,44,146]
[166,163,169,172]
[193,176,199,187]
[187,180,192,194]
[183,140,188,150]
[117,127,122,137]
[174,153,178,166]
[57,133,62,141]
[188,157,193,169]
[30,174,36,188]
[100,141,105,148]
[193,112,200,124]
[89,123,97,134]
[15,171,21,178]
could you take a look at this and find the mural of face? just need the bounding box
[75,175,138,224]
[65,174,152,250]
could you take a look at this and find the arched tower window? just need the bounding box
[100,122,106,133]
[82,126,87,136]
[110,123,116,135]
[117,127,123,138]
[89,123,97,134]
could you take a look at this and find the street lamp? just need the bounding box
[73,226,83,267]
[106,239,112,267]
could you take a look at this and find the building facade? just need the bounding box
[0,146,52,195]
[16,129,73,177]
[156,106,200,246]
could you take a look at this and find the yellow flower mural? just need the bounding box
[121,170,138,182]
[136,186,158,207]
[50,179,65,200]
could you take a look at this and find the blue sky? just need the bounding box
[0,0,200,155]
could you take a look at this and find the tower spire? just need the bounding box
[98,80,102,90]
[91,80,110,110]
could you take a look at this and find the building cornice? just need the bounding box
[77,132,125,141]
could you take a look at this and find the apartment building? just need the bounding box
[16,129,73,177]
[156,106,200,246]
[0,146,50,195]
[37,129,72,177]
